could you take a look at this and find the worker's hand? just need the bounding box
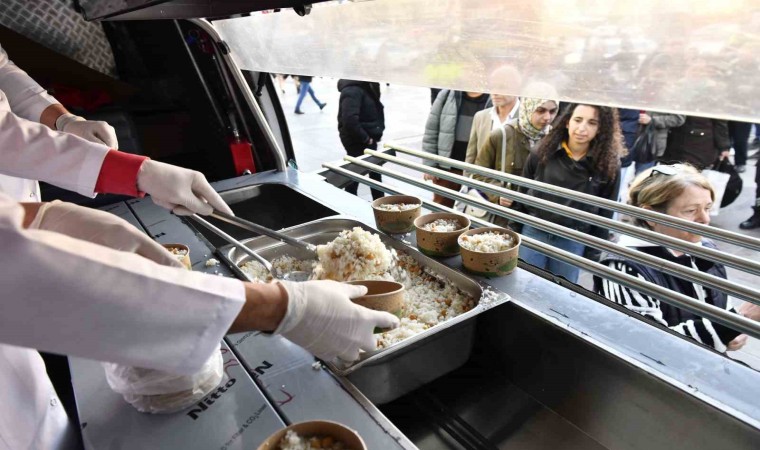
[727,334,748,351]
[28,200,182,268]
[136,160,233,216]
[56,113,119,148]
[498,197,513,207]
[275,280,400,362]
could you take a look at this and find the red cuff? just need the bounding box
[94,150,150,197]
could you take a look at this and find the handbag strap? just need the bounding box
[501,126,507,178]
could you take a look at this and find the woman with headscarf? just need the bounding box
[516,104,626,283]
[472,96,559,227]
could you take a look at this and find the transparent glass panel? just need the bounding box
[215,0,760,121]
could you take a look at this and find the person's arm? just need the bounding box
[339,87,371,145]
[712,119,731,159]
[464,111,485,166]
[650,113,686,130]
[472,129,502,204]
[422,90,446,167]
[597,260,741,352]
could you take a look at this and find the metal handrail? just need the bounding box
[385,143,760,252]
[322,161,760,340]
[365,149,760,277]
[339,156,760,306]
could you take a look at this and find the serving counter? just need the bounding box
[72,168,760,450]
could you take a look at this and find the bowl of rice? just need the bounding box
[458,227,520,277]
[162,243,191,270]
[345,280,405,316]
[413,212,470,257]
[257,420,366,450]
[371,195,422,234]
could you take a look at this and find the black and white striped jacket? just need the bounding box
[593,237,741,352]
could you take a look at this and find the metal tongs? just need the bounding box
[209,211,317,254]
[189,213,312,282]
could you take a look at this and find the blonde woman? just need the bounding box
[594,164,759,352]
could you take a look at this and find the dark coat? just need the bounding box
[517,147,620,240]
[661,116,730,169]
[617,108,640,167]
[337,80,385,152]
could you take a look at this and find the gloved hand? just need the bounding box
[136,160,233,216]
[56,113,119,148]
[275,280,400,362]
[29,200,183,268]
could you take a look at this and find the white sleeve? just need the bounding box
[0,44,58,122]
[0,194,246,375]
[0,107,108,197]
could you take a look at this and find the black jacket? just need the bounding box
[661,116,730,169]
[337,80,385,151]
[517,147,620,240]
[617,108,640,167]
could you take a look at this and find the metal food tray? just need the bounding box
[217,216,485,404]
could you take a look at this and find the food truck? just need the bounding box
[1,0,759,448]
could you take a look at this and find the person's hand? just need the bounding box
[28,200,182,268]
[499,197,513,207]
[423,173,438,182]
[56,113,118,148]
[275,280,400,362]
[738,301,760,321]
[136,160,233,216]
[727,334,748,351]
[719,150,730,161]
[638,113,652,125]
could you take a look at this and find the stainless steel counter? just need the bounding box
[72,168,760,449]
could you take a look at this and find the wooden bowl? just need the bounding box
[257,420,366,450]
[162,243,191,270]
[346,280,405,317]
[413,212,470,257]
[371,195,422,234]
[458,227,521,277]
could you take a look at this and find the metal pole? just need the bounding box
[385,143,760,252]
[339,156,760,306]
[366,149,760,277]
[322,161,760,340]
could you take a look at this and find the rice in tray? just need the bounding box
[420,218,462,232]
[238,229,476,350]
[278,430,348,450]
[459,232,515,252]
[376,203,418,212]
[315,227,392,281]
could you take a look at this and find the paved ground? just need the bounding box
[280,76,760,369]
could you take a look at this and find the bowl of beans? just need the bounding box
[458,227,521,277]
[257,420,366,450]
[413,212,470,257]
[371,195,422,234]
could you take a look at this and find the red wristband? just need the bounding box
[94,150,149,197]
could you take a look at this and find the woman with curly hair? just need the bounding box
[516,104,626,283]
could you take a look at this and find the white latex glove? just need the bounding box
[29,200,183,268]
[56,113,119,148]
[275,280,400,362]
[136,160,234,216]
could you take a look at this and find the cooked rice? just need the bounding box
[278,430,347,450]
[167,247,187,256]
[420,218,462,232]
[376,203,419,212]
[205,258,220,267]
[239,230,476,350]
[315,227,392,281]
[240,256,315,282]
[459,232,515,252]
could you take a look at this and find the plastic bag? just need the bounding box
[103,346,223,414]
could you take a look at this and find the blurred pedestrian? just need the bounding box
[294,75,326,114]
[337,80,385,200]
[659,116,730,169]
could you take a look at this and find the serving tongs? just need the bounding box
[189,214,311,282]
[209,211,318,254]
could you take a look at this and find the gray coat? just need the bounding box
[651,112,686,158]
[422,90,461,167]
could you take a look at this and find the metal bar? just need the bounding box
[322,161,760,340]
[191,19,287,172]
[350,155,760,304]
[385,143,760,252]
[368,149,760,278]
